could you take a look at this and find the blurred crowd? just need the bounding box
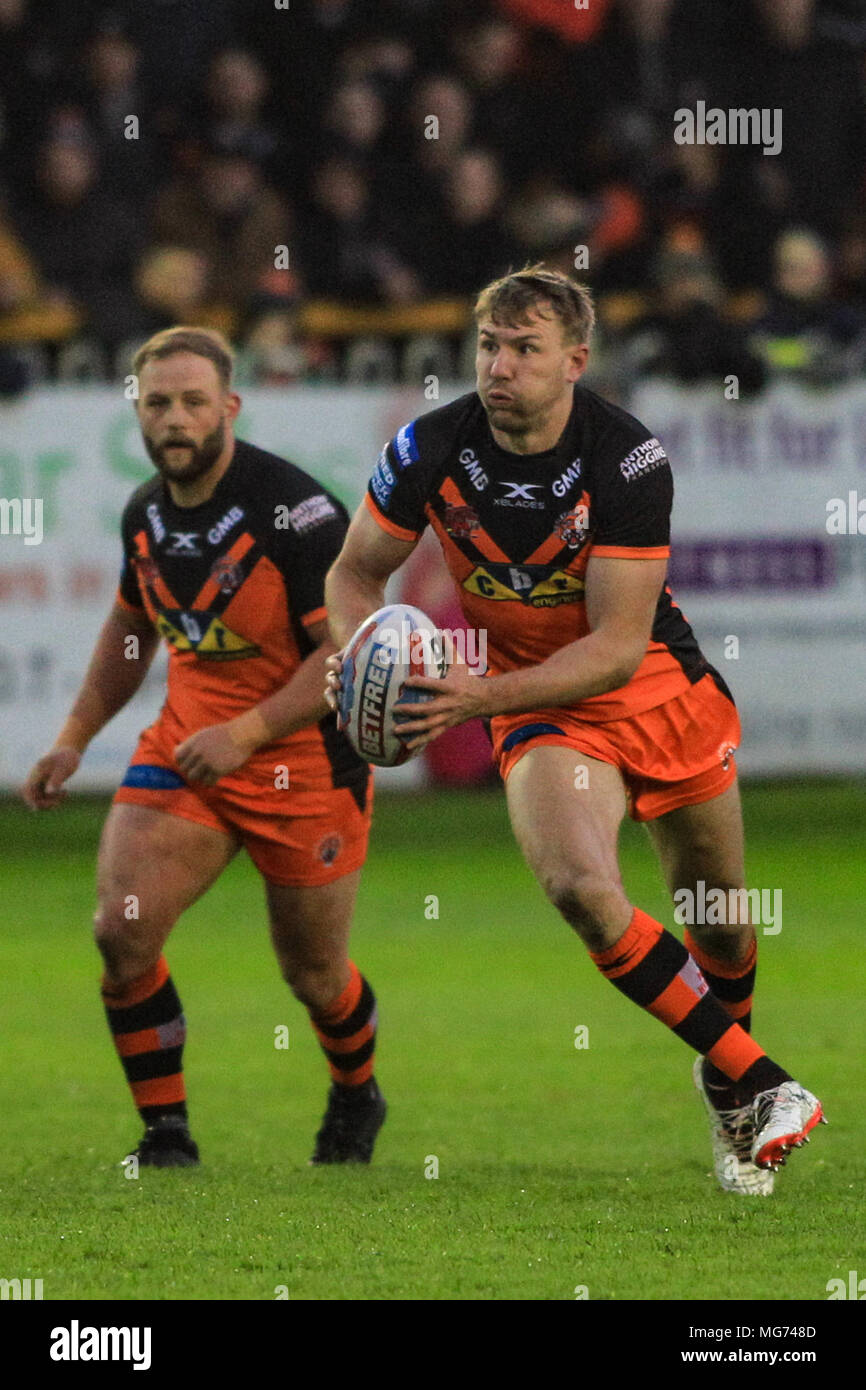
[1,0,866,392]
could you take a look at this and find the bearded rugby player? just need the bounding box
[23,327,385,1168]
[324,267,824,1194]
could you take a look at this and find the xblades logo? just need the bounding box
[494,481,545,510]
[166,532,201,556]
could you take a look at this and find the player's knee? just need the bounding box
[684,881,755,961]
[281,957,344,1013]
[544,870,626,948]
[93,902,157,980]
[678,879,754,929]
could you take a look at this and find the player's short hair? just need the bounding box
[474,265,595,345]
[132,327,235,390]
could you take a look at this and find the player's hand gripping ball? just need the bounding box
[338,604,447,766]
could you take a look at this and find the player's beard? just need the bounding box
[144,421,226,484]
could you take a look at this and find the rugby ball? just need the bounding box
[338,604,447,766]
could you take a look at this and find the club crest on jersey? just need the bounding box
[444,504,480,538]
[135,556,160,588]
[718,741,738,771]
[555,503,590,550]
[210,555,243,595]
[317,833,343,865]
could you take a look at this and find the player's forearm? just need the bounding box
[226,640,337,751]
[479,631,643,718]
[55,610,159,753]
[324,558,386,650]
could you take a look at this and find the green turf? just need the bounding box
[0,783,863,1301]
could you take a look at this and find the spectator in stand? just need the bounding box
[495,0,612,43]
[203,49,286,186]
[649,139,723,239]
[504,177,594,263]
[127,0,235,122]
[750,227,866,384]
[333,72,475,297]
[14,133,140,350]
[79,26,154,202]
[246,0,374,180]
[450,15,540,183]
[0,0,59,194]
[238,296,337,385]
[323,78,388,164]
[299,154,420,304]
[337,31,416,95]
[127,246,228,342]
[622,235,767,392]
[319,77,404,202]
[432,149,516,297]
[755,0,866,242]
[151,142,292,324]
[837,216,866,317]
[405,73,474,182]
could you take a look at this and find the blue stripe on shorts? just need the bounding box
[120,763,186,790]
[501,722,566,752]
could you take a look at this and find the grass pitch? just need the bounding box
[0,783,863,1302]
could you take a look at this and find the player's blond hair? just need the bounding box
[132,326,235,390]
[474,264,595,345]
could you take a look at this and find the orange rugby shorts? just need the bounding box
[491,673,741,821]
[113,719,372,886]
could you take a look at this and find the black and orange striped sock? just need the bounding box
[683,929,756,1032]
[101,957,188,1124]
[310,961,377,1087]
[590,909,788,1095]
[684,929,757,1099]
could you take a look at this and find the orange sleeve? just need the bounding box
[591,545,670,560]
[364,491,421,542]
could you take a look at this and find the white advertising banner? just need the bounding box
[0,382,862,788]
[629,381,866,775]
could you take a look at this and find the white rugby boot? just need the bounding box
[693,1056,775,1195]
[750,1080,825,1172]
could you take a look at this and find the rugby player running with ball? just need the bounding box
[325,267,824,1194]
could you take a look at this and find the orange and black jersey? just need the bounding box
[117,438,367,789]
[366,384,726,721]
